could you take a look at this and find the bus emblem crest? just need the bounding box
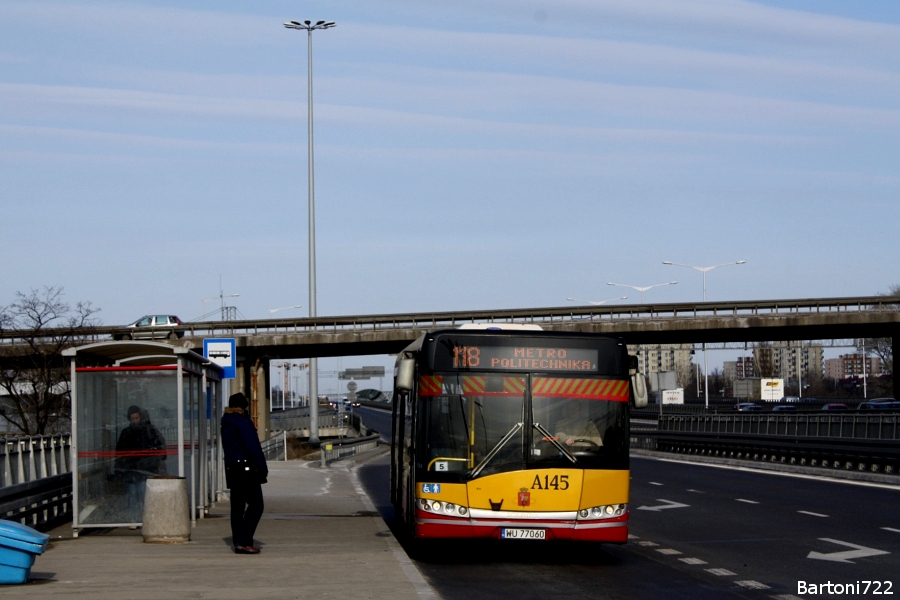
[518,488,531,507]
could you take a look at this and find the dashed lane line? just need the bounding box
[736,499,759,504]
[686,489,705,493]
[656,548,682,555]
[736,580,770,590]
[797,510,829,518]
[882,527,900,533]
[649,481,664,486]
[679,558,707,565]
[638,541,659,547]
[706,568,736,576]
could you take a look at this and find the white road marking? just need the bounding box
[637,499,690,512]
[641,455,900,491]
[649,481,664,486]
[706,568,736,576]
[628,534,640,539]
[656,548,682,555]
[686,489,705,493]
[680,557,708,565]
[882,527,900,533]
[797,510,828,518]
[638,541,659,547]
[736,499,759,504]
[737,580,770,590]
[807,538,890,563]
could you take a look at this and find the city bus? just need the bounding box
[390,326,648,543]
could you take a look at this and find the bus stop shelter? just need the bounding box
[63,341,223,535]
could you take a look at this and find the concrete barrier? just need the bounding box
[142,476,190,543]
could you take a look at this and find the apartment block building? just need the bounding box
[824,354,883,380]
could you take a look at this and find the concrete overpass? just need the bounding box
[3,295,897,397]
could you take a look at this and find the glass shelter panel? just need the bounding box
[76,369,177,525]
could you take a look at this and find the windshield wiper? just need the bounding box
[533,422,578,464]
[470,422,523,479]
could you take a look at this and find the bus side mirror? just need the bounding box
[631,373,648,408]
[395,358,415,392]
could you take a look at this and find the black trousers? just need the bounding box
[229,473,264,548]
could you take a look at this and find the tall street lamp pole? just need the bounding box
[285,19,335,445]
[662,260,746,409]
[606,281,678,304]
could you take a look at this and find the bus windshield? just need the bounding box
[417,374,629,477]
[531,377,629,469]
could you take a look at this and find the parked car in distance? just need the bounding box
[857,399,900,410]
[113,315,185,340]
[779,396,800,403]
[821,403,849,411]
[735,402,762,412]
[771,405,797,412]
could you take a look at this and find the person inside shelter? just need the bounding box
[114,405,167,521]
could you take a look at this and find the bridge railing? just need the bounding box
[1,434,71,487]
[1,434,73,530]
[3,295,898,342]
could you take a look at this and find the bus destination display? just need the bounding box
[450,345,598,371]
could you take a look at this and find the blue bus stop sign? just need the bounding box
[203,338,236,379]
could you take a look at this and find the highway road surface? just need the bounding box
[354,405,899,599]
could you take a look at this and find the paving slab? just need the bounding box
[3,449,436,600]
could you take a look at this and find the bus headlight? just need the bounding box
[431,501,442,511]
[444,503,456,514]
[458,506,468,516]
[416,498,470,518]
[578,504,628,520]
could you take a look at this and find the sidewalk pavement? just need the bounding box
[5,448,437,600]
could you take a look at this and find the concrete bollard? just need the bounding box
[142,476,191,543]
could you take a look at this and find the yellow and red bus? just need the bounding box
[390,327,647,543]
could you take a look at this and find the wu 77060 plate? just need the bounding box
[500,528,546,540]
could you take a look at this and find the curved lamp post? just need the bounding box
[662,260,746,408]
[606,281,677,304]
[284,19,335,444]
[566,296,627,306]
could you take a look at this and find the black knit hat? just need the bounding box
[127,405,141,417]
[228,392,249,409]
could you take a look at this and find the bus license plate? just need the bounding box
[501,528,546,540]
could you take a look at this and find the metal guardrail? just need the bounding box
[1,434,71,487]
[261,431,289,462]
[270,411,353,433]
[658,413,899,440]
[319,434,381,467]
[0,472,72,530]
[3,295,898,341]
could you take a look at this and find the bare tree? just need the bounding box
[753,342,777,378]
[862,284,898,381]
[0,287,99,435]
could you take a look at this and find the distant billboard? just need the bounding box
[661,389,684,405]
[339,366,386,380]
[761,378,784,401]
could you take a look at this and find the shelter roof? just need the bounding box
[62,341,215,369]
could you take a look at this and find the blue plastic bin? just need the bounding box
[0,520,50,585]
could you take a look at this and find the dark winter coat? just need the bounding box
[221,409,268,488]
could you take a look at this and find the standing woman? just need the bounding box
[221,392,268,554]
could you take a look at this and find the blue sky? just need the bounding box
[1,0,898,337]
